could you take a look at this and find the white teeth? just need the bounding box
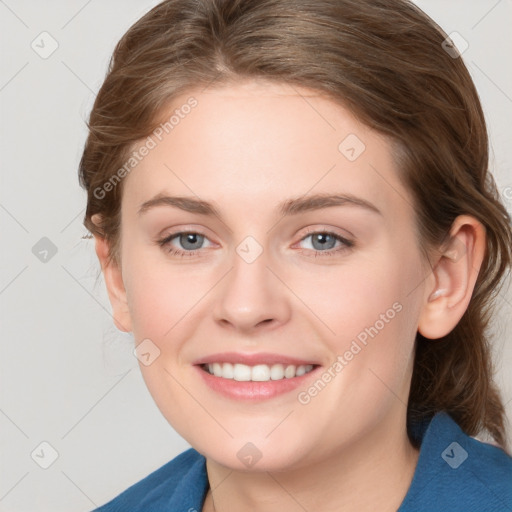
[270,364,284,380]
[251,364,270,381]
[233,363,252,381]
[284,365,296,378]
[295,365,306,376]
[222,362,234,379]
[204,362,315,381]
[212,363,223,377]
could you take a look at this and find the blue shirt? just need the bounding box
[93,411,512,511]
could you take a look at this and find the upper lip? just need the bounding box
[193,352,320,367]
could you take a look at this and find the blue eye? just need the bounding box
[297,230,354,257]
[157,229,354,258]
[157,231,211,257]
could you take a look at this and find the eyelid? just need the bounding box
[157,225,215,242]
[298,225,353,239]
[157,228,215,247]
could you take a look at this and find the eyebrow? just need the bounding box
[137,192,382,219]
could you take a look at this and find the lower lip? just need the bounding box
[195,365,321,401]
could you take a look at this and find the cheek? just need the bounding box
[122,252,203,341]
[311,249,414,344]
[323,246,420,383]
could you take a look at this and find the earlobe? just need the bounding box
[92,230,132,333]
[418,215,486,340]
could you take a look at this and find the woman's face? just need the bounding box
[114,80,429,471]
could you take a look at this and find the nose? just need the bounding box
[212,242,291,335]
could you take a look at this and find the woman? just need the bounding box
[79,0,512,510]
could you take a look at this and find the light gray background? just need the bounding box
[1,1,511,511]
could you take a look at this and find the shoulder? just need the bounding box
[399,411,512,511]
[92,448,208,512]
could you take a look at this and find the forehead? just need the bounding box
[122,80,412,223]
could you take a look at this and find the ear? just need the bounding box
[91,214,132,333]
[417,215,486,339]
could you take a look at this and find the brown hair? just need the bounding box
[79,0,512,450]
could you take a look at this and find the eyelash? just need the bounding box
[156,228,354,259]
[298,228,354,258]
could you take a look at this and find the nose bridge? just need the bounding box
[213,233,288,331]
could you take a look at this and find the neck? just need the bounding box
[203,410,420,512]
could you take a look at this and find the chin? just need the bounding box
[198,436,314,473]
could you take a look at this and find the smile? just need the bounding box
[202,362,316,381]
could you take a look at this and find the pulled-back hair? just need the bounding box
[78,0,512,450]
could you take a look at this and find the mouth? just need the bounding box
[193,353,322,401]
